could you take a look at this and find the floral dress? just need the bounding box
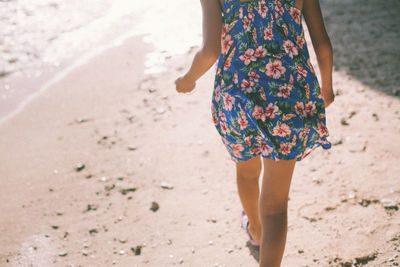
[210,0,332,162]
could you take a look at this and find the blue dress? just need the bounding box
[210,0,332,162]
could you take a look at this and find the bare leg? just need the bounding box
[236,155,262,244]
[259,157,296,267]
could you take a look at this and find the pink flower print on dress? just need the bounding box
[296,35,305,49]
[264,27,274,40]
[283,40,299,58]
[243,16,251,31]
[251,146,261,155]
[289,7,301,25]
[289,73,294,84]
[294,102,307,117]
[219,110,227,122]
[264,103,279,119]
[305,101,316,116]
[252,105,267,122]
[211,104,219,125]
[279,142,292,155]
[223,94,235,111]
[247,7,255,20]
[241,79,255,93]
[260,141,273,156]
[234,72,239,84]
[248,71,260,82]
[238,115,249,130]
[224,57,232,70]
[214,85,220,102]
[316,121,329,136]
[232,143,245,158]
[296,65,308,77]
[212,113,219,125]
[265,59,286,79]
[224,46,236,70]
[222,34,234,55]
[274,0,284,17]
[255,46,267,58]
[240,48,257,65]
[258,0,268,18]
[245,136,252,146]
[272,123,292,137]
[277,84,293,98]
[305,83,310,99]
[220,121,229,134]
[291,133,297,145]
[282,23,289,37]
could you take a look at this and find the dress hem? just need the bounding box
[227,138,332,163]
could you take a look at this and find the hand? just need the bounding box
[175,75,196,94]
[321,87,335,108]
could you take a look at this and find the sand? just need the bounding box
[1,1,400,266]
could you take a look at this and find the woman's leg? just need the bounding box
[236,155,262,244]
[259,157,297,267]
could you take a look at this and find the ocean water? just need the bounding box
[0,0,202,121]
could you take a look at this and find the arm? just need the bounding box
[303,0,335,107]
[175,0,222,93]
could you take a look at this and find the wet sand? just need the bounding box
[1,1,400,266]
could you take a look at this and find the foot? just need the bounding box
[248,223,261,245]
[241,210,261,247]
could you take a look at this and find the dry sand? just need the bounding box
[1,1,400,266]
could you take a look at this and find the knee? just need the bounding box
[259,200,288,217]
[236,156,262,180]
[236,165,261,181]
[237,173,260,181]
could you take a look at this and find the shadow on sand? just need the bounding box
[320,0,400,96]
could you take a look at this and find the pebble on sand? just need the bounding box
[340,118,349,126]
[86,204,99,212]
[312,177,322,184]
[381,198,399,210]
[76,163,86,172]
[150,201,159,212]
[119,188,137,195]
[348,110,357,119]
[89,228,98,235]
[105,184,115,191]
[161,181,174,189]
[75,117,90,124]
[206,217,217,223]
[372,113,379,121]
[58,251,68,257]
[131,245,142,255]
[128,145,137,151]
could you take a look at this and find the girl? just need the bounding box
[175,0,335,266]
